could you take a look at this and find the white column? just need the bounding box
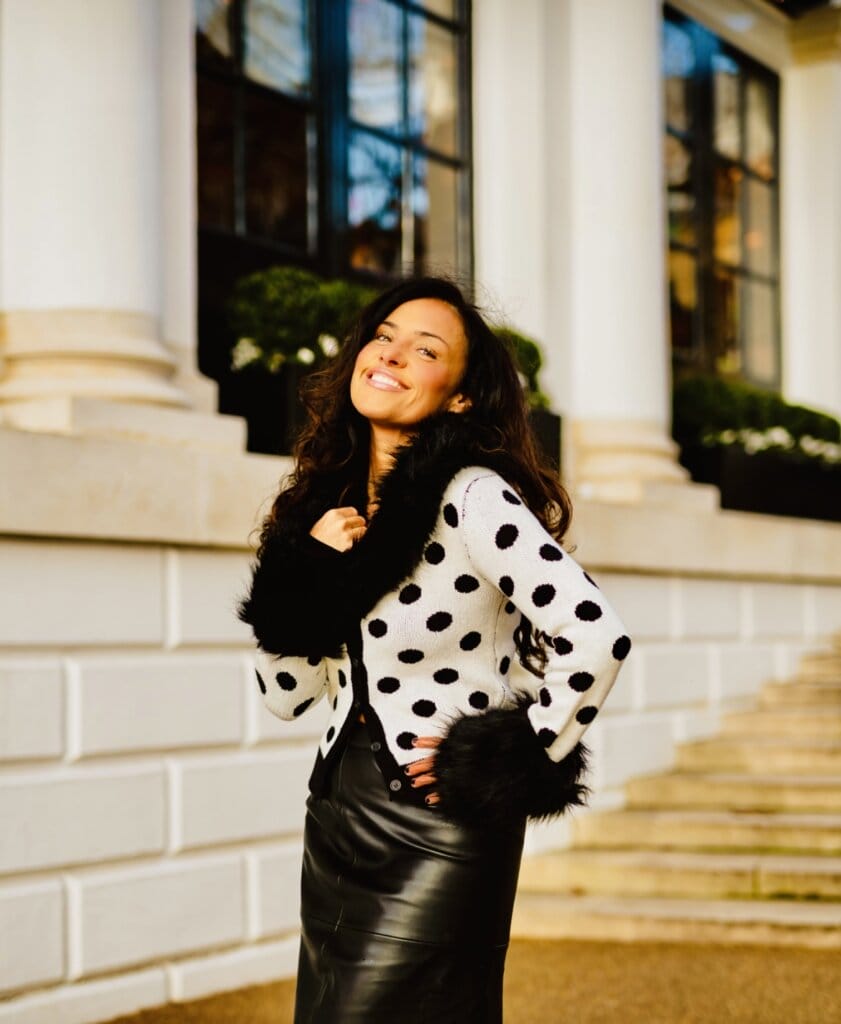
[0,0,197,416]
[780,9,841,420]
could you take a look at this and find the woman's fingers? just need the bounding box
[404,756,436,776]
[410,772,437,788]
[425,793,440,806]
[412,735,442,749]
[309,507,367,551]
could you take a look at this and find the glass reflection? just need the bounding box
[348,132,403,274]
[244,90,309,246]
[196,0,233,69]
[712,270,741,376]
[197,76,235,230]
[245,0,310,96]
[414,157,458,272]
[663,21,695,132]
[746,77,774,179]
[715,164,742,266]
[665,135,695,246]
[409,15,458,155]
[668,250,697,357]
[421,0,456,18]
[745,178,773,277]
[742,279,777,385]
[713,52,741,160]
[349,0,403,132]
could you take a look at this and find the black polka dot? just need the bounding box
[469,691,489,710]
[499,656,510,675]
[584,572,599,588]
[332,696,338,710]
[398,649,424,664]
[499,575,514,596]
[504,601,517,615]
[400,584,422,604]
[338,669,347,688]
[413,699,436,718]
[460,631,481,651]
[455,574,480,593]
[368,618,387,638]
[326,726,335,742]
[307,654,320,666]
[425,542,445,564]
[502,489,522,505]
[255,671,266,694]
[443,503,459,527]
[569,671,595,692]
[276,671,297,691]
[539,728,557,748]
[434,668,459,684]
[426,611,452,632]
[553,636,573,655]
[293,698,313,717]
[613,635,632,660]
[377,676,400,693]
[575,601,603,621]
[397,732,417,750]
[540,544,563,561]
[495,524,519,549]
[539,686,552,707]
[532,584,556,607]
[576,706,598,724]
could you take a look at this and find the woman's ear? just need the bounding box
[447,393,472,414]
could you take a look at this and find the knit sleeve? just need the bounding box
[253,648,328,721]
[458,472,631,763]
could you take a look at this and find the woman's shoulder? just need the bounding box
[441,465,520,511]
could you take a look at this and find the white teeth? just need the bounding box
[369,372,403,390]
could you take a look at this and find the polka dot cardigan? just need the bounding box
[240,414,631,829]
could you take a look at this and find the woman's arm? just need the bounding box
[254,648,328,721]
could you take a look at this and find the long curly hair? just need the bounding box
[259,276,574,674]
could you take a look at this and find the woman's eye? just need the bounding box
[375,333,391,344]
[418,347,437,359]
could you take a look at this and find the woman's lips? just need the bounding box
[366,370,406,392]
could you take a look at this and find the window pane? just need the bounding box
[742,279,777,386]
[668,249,697,358]
[420,0,456,18]
[409,15,459,156]
[244,89,309,246]
[746,77,774,179]
[196,0,234,71]
[712,270,741,376]
[665,134,695,246]
[414,157,458,273]
[745,178,774,277]
[714,163,742,266]
[349,0,403,133]
[197,76,235,230]
[245,0,310,96]
[663,21,695,132]
[348,132,403,274]
[713,52,741,160]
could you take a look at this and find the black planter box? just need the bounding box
[679,444,841,524]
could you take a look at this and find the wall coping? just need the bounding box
[2,426,840,582]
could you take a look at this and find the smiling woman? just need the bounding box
[238,276,632,1023]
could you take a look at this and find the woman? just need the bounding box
[239,276,631,1023]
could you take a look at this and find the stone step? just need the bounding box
[721,707,841,739]
[626,772,841,812]
[511,893,841,949]
[799,652,841,673]
[759,681,841,707]
[572,808,841,855]
[677,736,841,774]
[518,849,841,900]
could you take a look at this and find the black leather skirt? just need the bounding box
[294,721,526,1024]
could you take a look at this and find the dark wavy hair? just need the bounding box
[258,275,574,674]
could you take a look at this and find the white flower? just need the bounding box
[296,347,316,365]
[231,337,262,370]
[318,333,340,357]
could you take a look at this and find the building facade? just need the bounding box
[1,0,841,1021]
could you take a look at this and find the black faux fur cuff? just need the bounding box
[238,532,349,658]
[434,703,591,830]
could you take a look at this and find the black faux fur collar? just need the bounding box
[239,413,522,658]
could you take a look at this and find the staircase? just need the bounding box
[512,640,841,949]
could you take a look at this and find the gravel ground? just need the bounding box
[105,938,841,1024]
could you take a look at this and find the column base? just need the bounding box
[568,418,719,511]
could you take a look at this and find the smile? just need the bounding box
[366,370,407,392]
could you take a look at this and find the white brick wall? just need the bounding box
[1,535,839,1022]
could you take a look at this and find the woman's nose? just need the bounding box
[380,340,407,365]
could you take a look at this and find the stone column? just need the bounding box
[0,0,208,425]
[780,6,841,421]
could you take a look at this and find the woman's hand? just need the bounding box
[309,507,367,552]
[406,735,441,806]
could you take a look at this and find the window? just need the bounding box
[663,7,781,389]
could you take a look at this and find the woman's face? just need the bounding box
[350,298,470,430]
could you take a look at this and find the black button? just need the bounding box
[389,779,402,792]
[371,741,381,752]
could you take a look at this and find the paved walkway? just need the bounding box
[106,938,840,1024]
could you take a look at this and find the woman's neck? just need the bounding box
[366,423,408,512]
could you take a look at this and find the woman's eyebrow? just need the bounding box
[380,320,450,347]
